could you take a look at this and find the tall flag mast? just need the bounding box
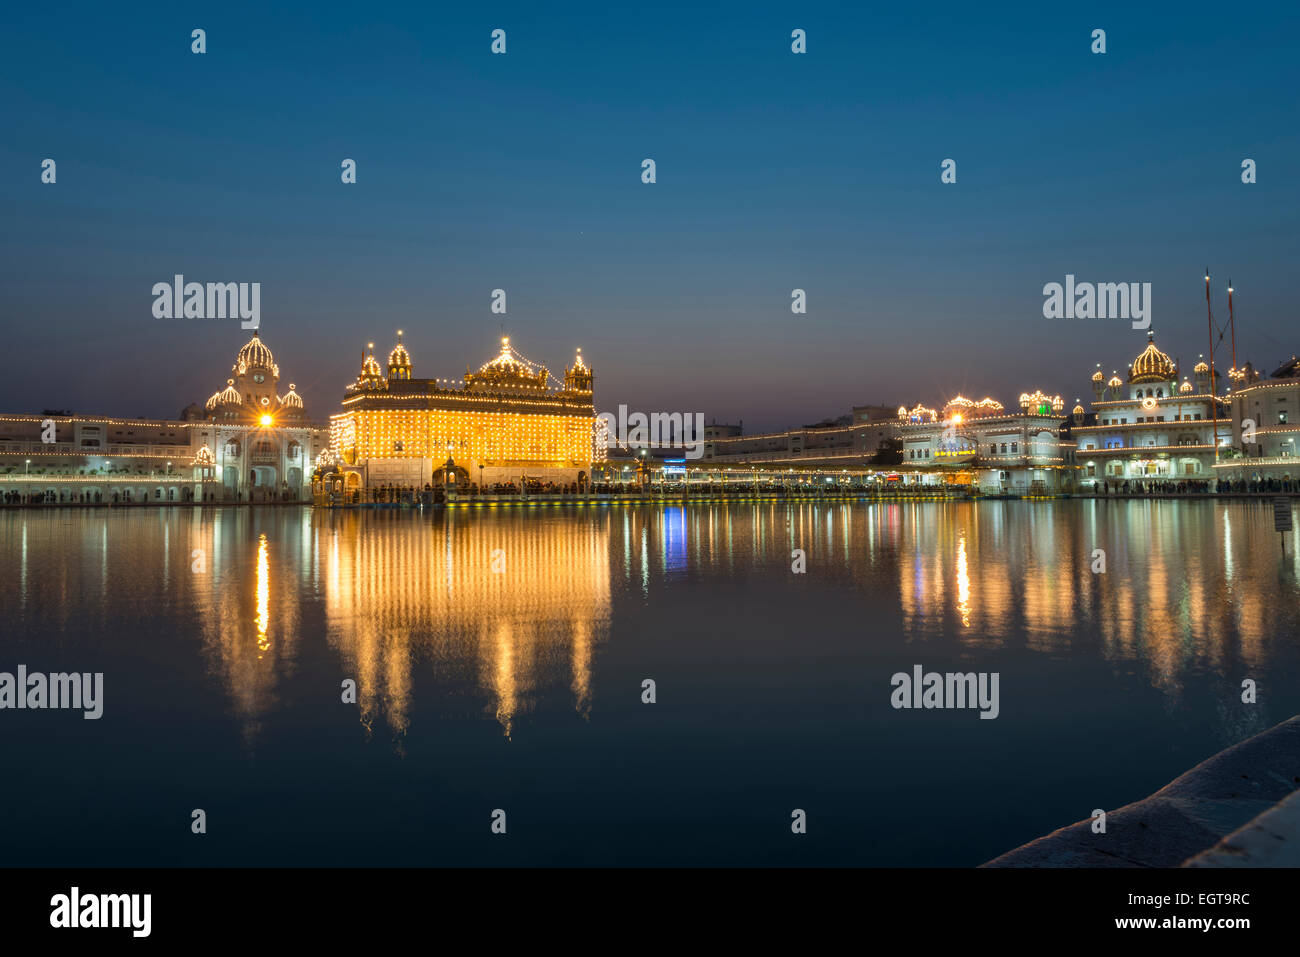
[1205,268,1220,464]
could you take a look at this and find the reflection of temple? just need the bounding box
[889,500,1274,701]
[326,334,595,493]
[319,511,611,738]
[191,510,306,745]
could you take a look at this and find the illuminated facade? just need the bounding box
[700,405,899,466]
[895,391,1076,491]
[1072,332,1230,487]
[0,332,325,503]
[1217,355,1300,482]
[329,334,596,489]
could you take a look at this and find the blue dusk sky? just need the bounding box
[1,1,1297,431]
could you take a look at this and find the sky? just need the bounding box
[2,1,1297,432]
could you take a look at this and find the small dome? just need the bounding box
[1091,368,1104,381]
[1179,379,1193,393]
[1107,374,1123,388]
[355,343,384,389]
[1129,332,1177,384]
[206,379,242,410]
[1072,403,1085,416]
[1194,360,1209,374]
[388,330,412,376]
[234,332,278,377]
[280,384,304,409]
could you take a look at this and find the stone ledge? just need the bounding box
[982,716,1300,868]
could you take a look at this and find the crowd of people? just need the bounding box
[1092,477,1298,495]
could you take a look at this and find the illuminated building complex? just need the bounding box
[1072,332,1231,487]
[329,334,596,490]
[1216,355,1300,482]
[0,332,325,503]
[895,392,1077,492]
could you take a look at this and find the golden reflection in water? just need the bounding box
[256,534,270,659]
[891,501,1288,704]
[320,512,611,740]
[194,512,303,747]
[956,531,971,628]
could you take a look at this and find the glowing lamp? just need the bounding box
[259,414,273,427]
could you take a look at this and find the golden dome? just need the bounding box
[388,330,412,375]
[1072,403,1085,416]
[1107,374,1122,388]
[1179,379,1193,394]
[1129,332,1176,384]
[1194,359,1209,374]
[234,331,278,377]
[465,336,550,392]
[1091,367,1104,381]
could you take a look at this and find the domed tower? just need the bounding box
[231,331,281,420]
[277,383,306,422]
[1091,364,1105,401]
[1106,373,1123,402]
[205,379,244,421]
[388,331,412,381]
[354,343,386,391]
[1194,357,1211,394]
[564,348,593,393]
[1128,331,1177,398]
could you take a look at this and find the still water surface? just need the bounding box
[2,501,1298,866]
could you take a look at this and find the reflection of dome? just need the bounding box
[1179,378,1193,393]
[206,379,243,410]
[388,331,412,379]
[1130,332,1177,383]
[234,331,279,377]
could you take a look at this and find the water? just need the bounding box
[2,500,1298,866]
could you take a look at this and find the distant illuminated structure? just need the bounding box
[329,334,596,490]
[895,391,1074,492]
[0,332,324,503]
[1073,331,1230,487]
